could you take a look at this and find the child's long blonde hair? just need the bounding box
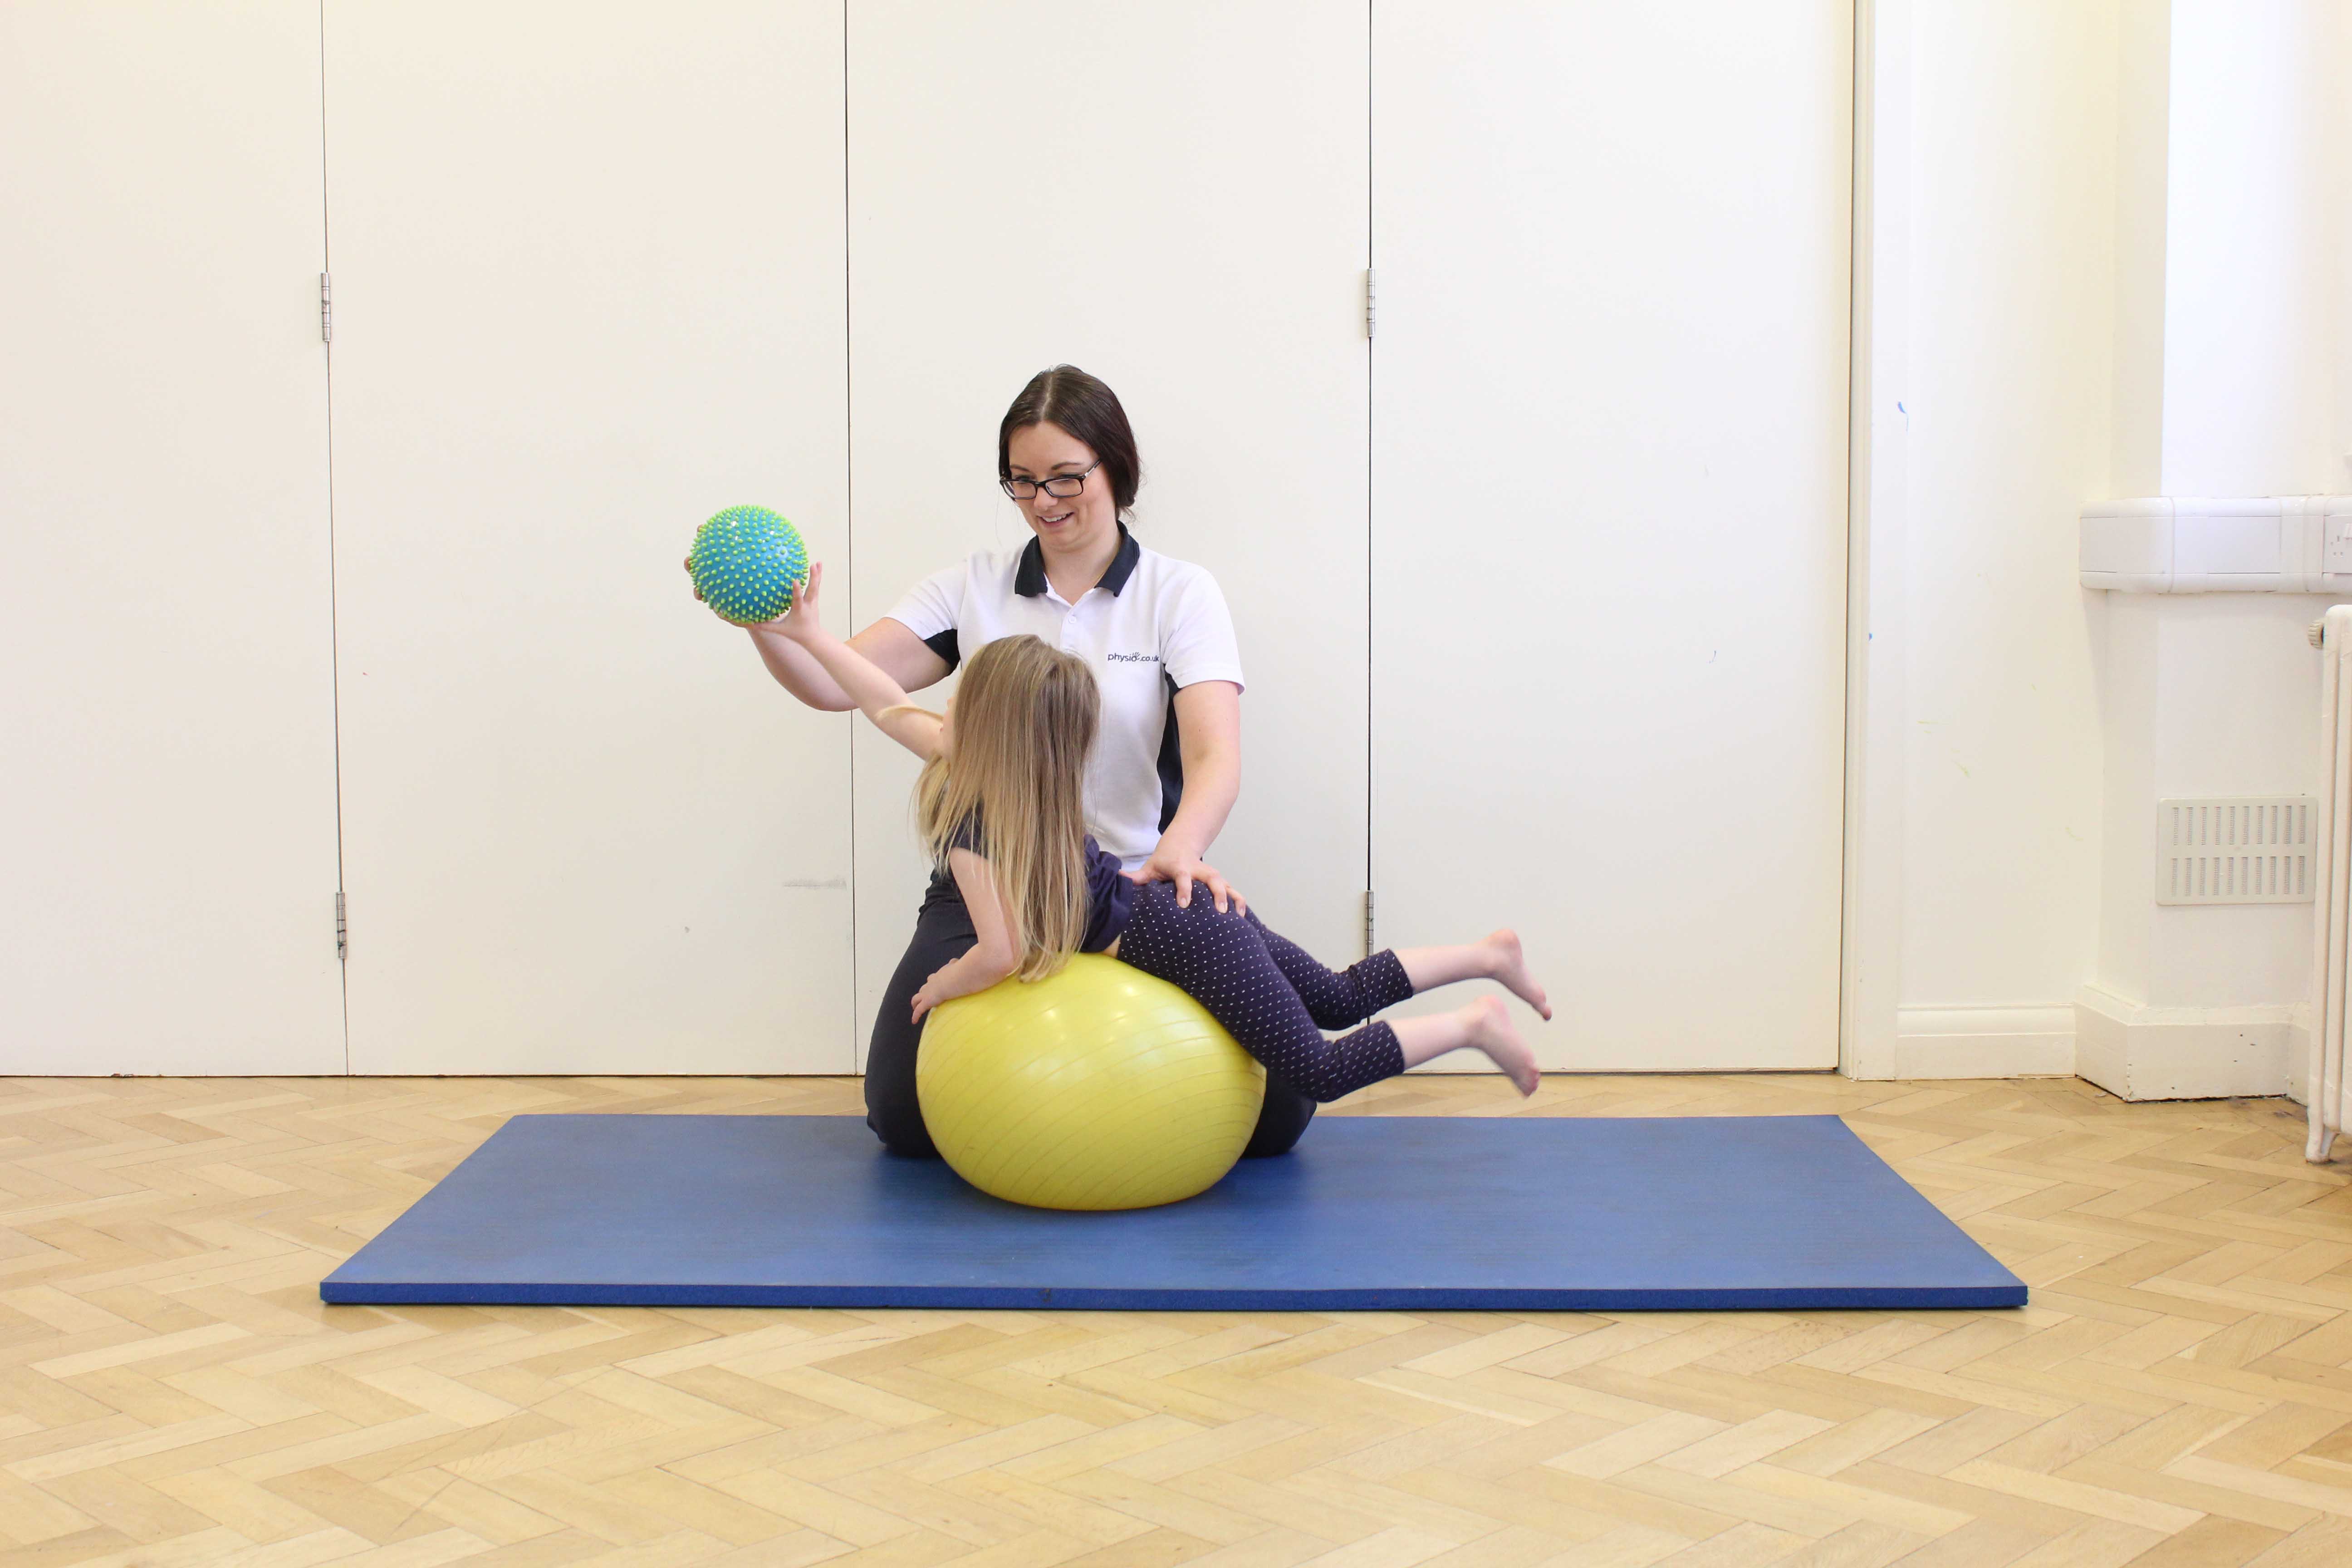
[895,635,1098,981]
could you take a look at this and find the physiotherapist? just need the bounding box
[728,365,1318,1159]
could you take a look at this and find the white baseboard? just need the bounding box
[2074,985,2296,1101]
[1892,1006,2076,1078]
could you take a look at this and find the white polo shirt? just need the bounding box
[884,525,1245,871]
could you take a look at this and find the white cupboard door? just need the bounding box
[847,1,1370,1052]
[1373,3,1852,1070]
[325,1,853,1073]
[0,3,344,1074]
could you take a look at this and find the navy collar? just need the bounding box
[1014,522,1142,599]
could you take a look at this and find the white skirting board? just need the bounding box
[1891,997,2307,1096]
[1892,1007,2076,1078]
[2073,986,2295,1101]
[1429,996,2319,1101]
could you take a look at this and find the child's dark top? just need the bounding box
[944,814,1133,953]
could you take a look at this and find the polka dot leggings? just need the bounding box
[1115,879,1415,1102]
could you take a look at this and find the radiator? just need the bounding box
[2308,609,2352,1161]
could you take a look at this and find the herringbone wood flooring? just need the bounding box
[4,1072,2350,1568]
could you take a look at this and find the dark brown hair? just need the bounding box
[998,365,1142,515]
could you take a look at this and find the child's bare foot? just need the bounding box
[1465,996,1540,1096]
[1483,929,1552,1020]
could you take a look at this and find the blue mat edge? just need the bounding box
[320,1281,2027,1309]
[318,1113,2028,1311]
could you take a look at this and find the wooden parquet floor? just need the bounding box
[4,1072,2352,1568]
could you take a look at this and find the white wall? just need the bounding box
[19,2,2346,1084]
[2161,0,2345,496]
[1851,0,2352,1088]
[1848,0,2352,1089]
[2095,596,2328,1014]
[1374,1,1852,1072]
[2075,0,2352,1102]
[0,2,347,1075]
[10,3,1880,1079]
[1872,1,2118,1076]
[2109,0,2168,499]
[321,0,857,1076]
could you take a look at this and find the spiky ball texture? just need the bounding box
[688,505,809,627]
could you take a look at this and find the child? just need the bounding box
[774,563,1549,1101]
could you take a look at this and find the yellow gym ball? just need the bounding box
[917,954,1266,1211]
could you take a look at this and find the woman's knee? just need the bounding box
[864,1074,939,1158]
[863,890,975,1158]
[863,1001,938,1156]
[1241,1080,1316,1156]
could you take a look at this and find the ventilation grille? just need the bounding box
[2157,797,2314,904]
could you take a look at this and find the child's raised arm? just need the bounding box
[766,563,943,761]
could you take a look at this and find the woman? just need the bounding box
[718,365,1316,1157]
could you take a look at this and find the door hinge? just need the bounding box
[1363,888,1376,955]
[335,890,347,961]
[1364,269,1377,340]
[319,272,332,343]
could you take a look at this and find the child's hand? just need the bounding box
[765,560,825,641]
[910,961,957,1024]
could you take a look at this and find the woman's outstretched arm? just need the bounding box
[748,617,948,711]
[768,564,942,761]
[686,553,947,708]
[1138,679,1244,911]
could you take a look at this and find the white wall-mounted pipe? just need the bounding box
[2305,604,2352,1160]
[2081,497,2352,593]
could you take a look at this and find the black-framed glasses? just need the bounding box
[1000,459,1100,500]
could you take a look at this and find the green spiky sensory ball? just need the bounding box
[689,505,809,626]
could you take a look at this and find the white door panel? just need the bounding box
[325,1,853,1073]
[0,3,343,1074]
[847,1,1371,1055]
[1373,3,1852,1070]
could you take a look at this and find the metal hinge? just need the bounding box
[1364,269,1377,340]
[335,890,347,960]
[319,273,332,343]
[1363,888,1376,955]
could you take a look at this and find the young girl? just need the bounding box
[774,563,1549,1101]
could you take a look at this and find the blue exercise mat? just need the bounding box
[320,1115,2023,1311]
